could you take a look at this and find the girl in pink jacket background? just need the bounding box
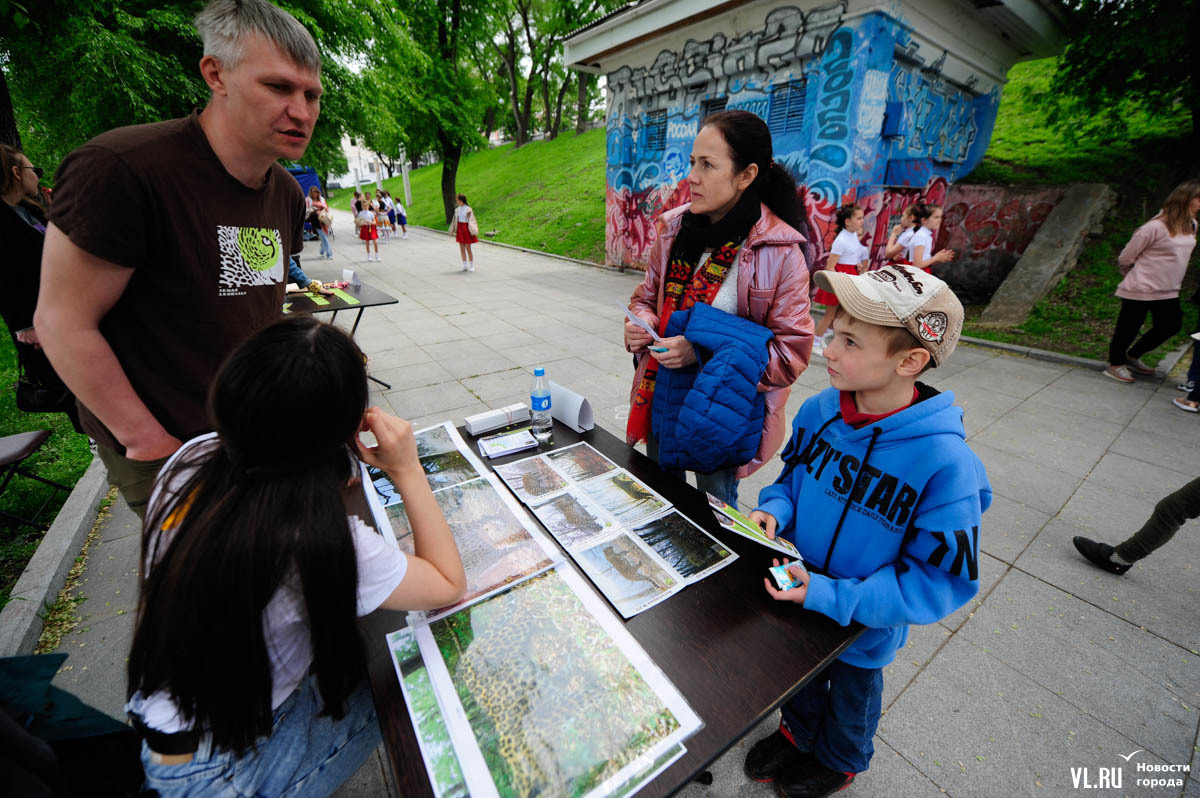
[623,110,813,505]
[1103,179,1200,384]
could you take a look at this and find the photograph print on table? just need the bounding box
[575,532,680,618]
[579,469,670,528]
[387,628,470,798]
[415,567,701,798]
[493,456,568,504]
[425,476,556,615]
[528,489,616,550]
[368,421,483,506]
[415,422,484,490]
[545,442,617,483]
[633,511,736,582]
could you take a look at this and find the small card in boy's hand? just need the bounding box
[769,562,805,591]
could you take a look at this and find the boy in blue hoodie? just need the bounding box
[744,265,990,798]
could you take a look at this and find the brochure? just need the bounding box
[477,427,539,459]
[706,493,802,559]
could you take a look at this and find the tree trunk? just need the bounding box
[0,68,21,149]
[548,73,572,140]
[440,137,462,224]
[575,72,591,135]
[518,81,535,145]
[483,105,496,142]
[494,31,527,147]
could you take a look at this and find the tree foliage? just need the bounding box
[0,0,425,183]
[1050,0,1198,141]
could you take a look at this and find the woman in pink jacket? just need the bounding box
[623,110,813,505]
[1104,179,1200,384]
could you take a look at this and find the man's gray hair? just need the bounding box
[195,0,321,73]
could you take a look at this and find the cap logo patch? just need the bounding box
[916,311,948,342]
[869,271,903,291]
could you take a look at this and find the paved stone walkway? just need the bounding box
[47,213,1200,797]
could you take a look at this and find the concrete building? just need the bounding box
[564,0,1068,273]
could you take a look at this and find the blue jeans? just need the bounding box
[140,674,381,797]
[780,659,883,774]
[317,228,333,258]
[645,434,739,506]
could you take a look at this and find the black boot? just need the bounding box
[744,727,817,783]
[1072,536,1132,575]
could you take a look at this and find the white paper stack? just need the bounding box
[464,403,531,436]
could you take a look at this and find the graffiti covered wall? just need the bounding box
[601,0,1012,282]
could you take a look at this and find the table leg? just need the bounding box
[369,374,392,389]
[351,308,366,337]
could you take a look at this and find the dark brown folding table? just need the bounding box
[283,279,398,388]
[358,420,863,797]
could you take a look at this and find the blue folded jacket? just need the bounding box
[651,301,774,473]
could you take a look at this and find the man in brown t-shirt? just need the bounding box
[35,0,322,518]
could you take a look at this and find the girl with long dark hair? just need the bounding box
[624,109,813,504]
[1104,179,1200,384]
[127,316,466,796]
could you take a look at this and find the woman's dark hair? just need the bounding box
[129,316,370,755]
[699,109,803,232]
[456,193,467,204]
[835,203,861,231]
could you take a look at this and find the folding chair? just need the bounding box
[0,430,70,531]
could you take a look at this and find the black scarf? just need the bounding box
[671,187,762,267]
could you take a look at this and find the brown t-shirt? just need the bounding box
[49,110,305,450]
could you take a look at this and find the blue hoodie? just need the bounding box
[755,384,991,669]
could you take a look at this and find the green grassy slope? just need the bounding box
[961,58,1197,362]
[330,128,609,264]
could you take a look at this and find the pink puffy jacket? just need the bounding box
[627,202,814,478]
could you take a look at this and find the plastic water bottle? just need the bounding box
[530,367,553,444]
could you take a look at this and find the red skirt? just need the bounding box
[455,222,478,244]
[813,263,859,306]
[359,225,377,241]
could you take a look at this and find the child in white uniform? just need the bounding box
[906,203,955,273]
[812,203,870,354]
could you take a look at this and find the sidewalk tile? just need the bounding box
[969,442,1081,515]
[1016,519,1200,653]
[880,635,1164,797]
[959,570,1199,764]
[980,493,1051,565]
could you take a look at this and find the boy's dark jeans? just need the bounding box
[1107,298,1182,366]
[1115,476,1200,562]
[781,658,883,774]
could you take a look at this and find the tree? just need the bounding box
[0,0,413,183]
[1050,0,1198,141]
[397,0,487,222]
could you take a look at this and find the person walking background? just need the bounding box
[1103,179,1200,384]
[305,185,333,259]
[452,194,478,272]
[1073,476,1200,575]
[811,203,869,357]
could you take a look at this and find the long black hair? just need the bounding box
[129,316,370,755]
[699,109,805,234]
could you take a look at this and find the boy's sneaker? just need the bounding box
[744,727,816,783]
[1103,365,1135,383]
[775,757,855,798]
[1178,380,1195,392]
[1126,356,1156,375]
[1072,536,1131,575]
